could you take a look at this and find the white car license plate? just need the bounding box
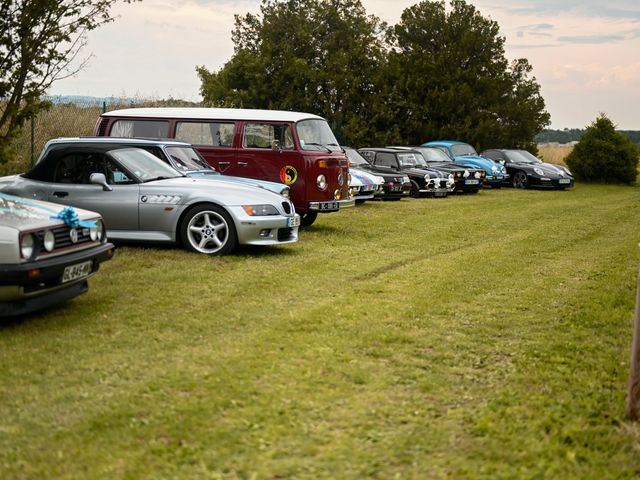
[318,202,338,211]
[62,261,92,283]
[288,215,301,227]
[465,179,480,185]
[558,178,570,184]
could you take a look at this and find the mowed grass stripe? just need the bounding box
[0,184,639,478]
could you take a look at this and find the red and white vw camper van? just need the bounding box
[95,108,354,226]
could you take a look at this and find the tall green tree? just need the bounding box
[0,0,139,164]
[565,114,639,184]
[197,0,386,145]
[385,0,549,149]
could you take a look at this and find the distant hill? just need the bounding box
[536,129,640,144]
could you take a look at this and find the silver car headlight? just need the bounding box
[281,187,290,199]
[534,167,544,176]
[317,174,327,190]
[242,204,279,216]
[43,230,55,252]
[20,233,35,259]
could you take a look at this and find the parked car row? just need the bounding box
[1,107,574,317]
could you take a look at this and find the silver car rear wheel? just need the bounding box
[180,204,237,255]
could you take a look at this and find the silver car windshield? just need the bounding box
[296,119,341,152]
[110,148,184,182]
[418,147,453,163]
[451,144,478,156]
[165,146,214,172]
[344,148,369,167]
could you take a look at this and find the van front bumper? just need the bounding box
[309,198,356,212]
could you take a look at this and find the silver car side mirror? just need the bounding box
[90,173,113,191]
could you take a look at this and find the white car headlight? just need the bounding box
[43,230,55,252]
[424,173,430,181]
[375,176,385,184]
[281,187,290,199]
[20,233,35,259]
[534,167,544,176]
[242,204,279,216]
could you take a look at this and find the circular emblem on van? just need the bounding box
[279,166,298,185]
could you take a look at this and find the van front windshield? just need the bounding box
[296,119,341,152]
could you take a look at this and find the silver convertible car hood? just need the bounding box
[142,177,288,205]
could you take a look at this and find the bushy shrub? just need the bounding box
[565,114,639,184]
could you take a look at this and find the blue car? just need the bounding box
[422,140,508,188]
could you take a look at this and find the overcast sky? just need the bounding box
[48,0,640,129]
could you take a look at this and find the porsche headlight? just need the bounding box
[317,174,327,190]
[534,167,544,176]
[43,230,55,252]
[242,204,279,216]
[562,166,572,175]
[20,233,35,259]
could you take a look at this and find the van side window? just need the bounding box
[175,122,234,147]
[244,123,294,150]
[110,120,169,138]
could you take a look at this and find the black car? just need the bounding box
[387,146,486,193]
[481,149,574,189]
[358,148,454,198]
[344,148,411,200]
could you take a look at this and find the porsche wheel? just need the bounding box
[300,211,318,227]
[512,171,528,189]
[180,204,237,255]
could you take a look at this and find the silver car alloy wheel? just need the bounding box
[186,209,230,254]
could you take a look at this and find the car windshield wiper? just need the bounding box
[304,142,331,152]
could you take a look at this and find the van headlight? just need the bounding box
[242,205,279,216]
[317,174,327,190]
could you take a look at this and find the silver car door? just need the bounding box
[48,183,140,232]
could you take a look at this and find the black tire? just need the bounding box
[410,180,421,198]
[179,203,237,255]
[300,211,318,227]
[512,171,528,189]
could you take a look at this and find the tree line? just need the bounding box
[536,129,640,145]
[197,0,550,152]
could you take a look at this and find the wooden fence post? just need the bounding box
[626,262,640,420]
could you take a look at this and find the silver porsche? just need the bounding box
[0,139,300,255]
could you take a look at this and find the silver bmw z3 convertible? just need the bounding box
[0,139,300,256]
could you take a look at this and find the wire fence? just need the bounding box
[2,97,200,175]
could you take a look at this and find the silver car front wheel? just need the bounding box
[180,204,237,255]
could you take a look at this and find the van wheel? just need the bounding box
[180,203,237,255]
[300,211,318,227]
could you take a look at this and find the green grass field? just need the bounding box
[1,184,640,479]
